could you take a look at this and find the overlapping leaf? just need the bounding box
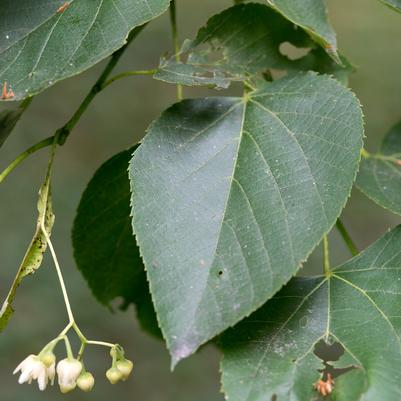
[0,159,54,331]
[130,72,364,365]
[357,121,401,215]
[221,226,401,401]
[155,4,350,90]
[0,0,170,101]
[266,0,338,60]
[72,147,160,338]
[0,98,31,149]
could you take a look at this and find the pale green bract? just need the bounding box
[0,0,170,100]
[130,72,364,366]
[357,121,401,216]
[221,226,401,401]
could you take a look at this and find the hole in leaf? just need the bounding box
[314,339,344,362]
[279,42,311,60]
[218,270,224,277]
[312,339,359,400]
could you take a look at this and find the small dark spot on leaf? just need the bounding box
[218,270,223,277]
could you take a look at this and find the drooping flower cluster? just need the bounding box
[14,353,55,391]
[14,344,133,393]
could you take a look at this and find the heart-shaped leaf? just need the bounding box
[155,4,350,90]
[130,72,364,365]
[265,0,339,61]
[0,0,170,101]
[221,225,401,401]
[73,147,160,338]
[357,121,401,215]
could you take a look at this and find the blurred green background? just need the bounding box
[1,1,401,400]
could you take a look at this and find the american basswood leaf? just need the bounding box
[221,226,401,401]
[130,72,364,366]
[0,0,170,100]
[265,0,339,61]
[73,148,161,338]
[155,4,351,90]
[357,121,401,215]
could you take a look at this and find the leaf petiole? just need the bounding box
[170,0,183,100]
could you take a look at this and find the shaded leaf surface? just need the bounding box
[130,72,364,365]
[155,4,350,89]
[0,98,31,148]
[0,0,170,100]
[73,147,160,338]
[357,121,401,215]
[0,162,54,331]
[266,0,338,59]
[221,226,401,401]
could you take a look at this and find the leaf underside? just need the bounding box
[155,4,350,90]
[0,171,54,332]
[72,147,160,338]
[0,0,170,101]
[221,225,401,401]
[357,121,401,216]
[265,0,338,60]
[0,98,31,148]
[130,72,364,366]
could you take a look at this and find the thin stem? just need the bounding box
[58,321,73,337]
[56,25,145,145]
[63,336,74,359]
[0,136,54,183]
[170,0,183,100]
[86,340,115,348]
[77,342,86,361]
[101,69,157,90]
[72,322,88,343]
[336,219,358,256]
[323,235,330,276]
[41,223,75,323]
[0,25,145,182]
[361,148,401,164]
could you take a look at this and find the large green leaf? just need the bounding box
[0,0,170,101]
[265,0,338,61]
[155,4,350,90]
[221,226,401,401]
[0,156,54,332]
[130,72,364,365]
[357,121,401,215]
[72,147,160,338]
